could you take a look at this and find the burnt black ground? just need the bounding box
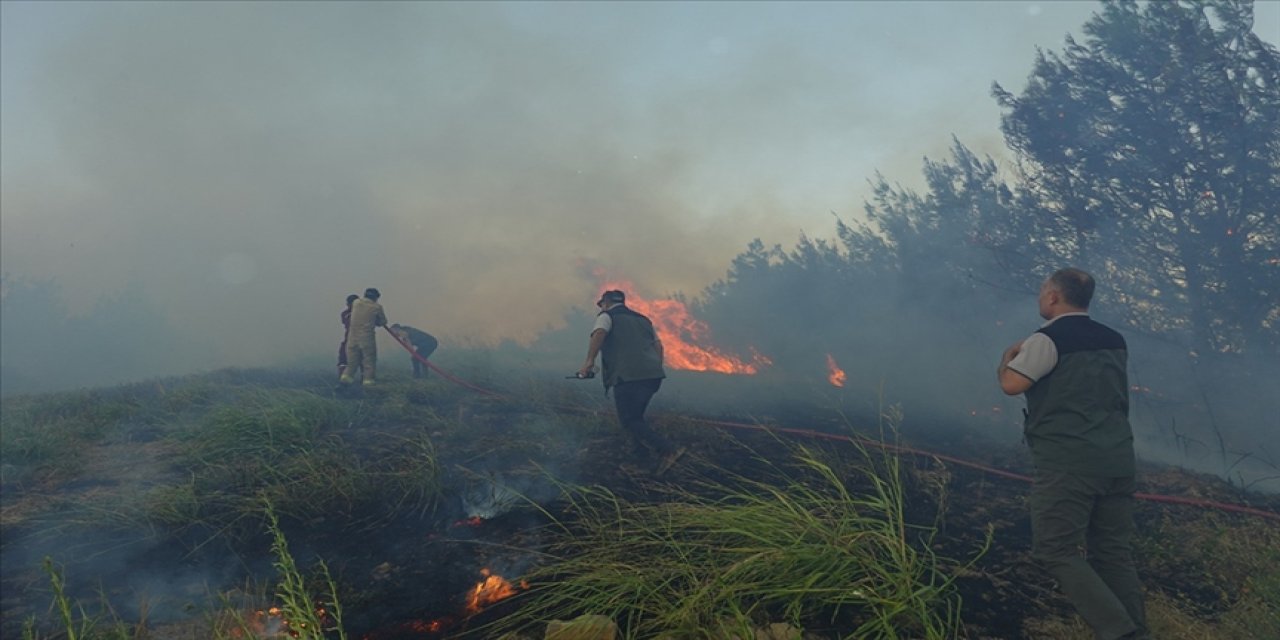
[4,368,1278,639]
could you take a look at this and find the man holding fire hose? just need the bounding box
[997,268,1149,640]
[340,288,388,387]
[578,289,685,475]
[391,323,438,378]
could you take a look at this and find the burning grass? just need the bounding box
[262,502,347,640]
[21,504,353,640]
[5,362,1280,639]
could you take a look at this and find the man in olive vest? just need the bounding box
[998,268,1148,640]
[340,288,388,386]
[578,289,685,475]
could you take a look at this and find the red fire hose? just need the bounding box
[382,326,505,398]
[382,328,1280,523]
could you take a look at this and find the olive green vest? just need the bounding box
[600,306,665,389]
[1023,316,1135,476]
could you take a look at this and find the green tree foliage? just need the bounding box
[992,0,1280,354]
[701,237,856,369]
[854,140,1036,300]
[708,0,1279,368]
[700,0,1278,481]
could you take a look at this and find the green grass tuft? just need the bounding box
[494,420,989,639]
[265,501,348,640]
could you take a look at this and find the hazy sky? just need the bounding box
[4,1,1277,369]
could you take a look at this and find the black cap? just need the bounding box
[597,290,625,305]
[364,287,381,300]
[346,294,359,305]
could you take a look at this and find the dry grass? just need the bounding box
[5,366,1278,639]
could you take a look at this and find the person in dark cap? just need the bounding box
[337,294,359,379]
[577,289,685,475]
[391,323,439,378]
[340,288,387,386]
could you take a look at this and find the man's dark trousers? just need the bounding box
[1030,471,1147,639]
[612,378,671,456]
[411,342,437,378]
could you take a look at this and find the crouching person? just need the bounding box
[392,324,438,378]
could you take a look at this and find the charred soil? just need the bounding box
[2,367,1278,639]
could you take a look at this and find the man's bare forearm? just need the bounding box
[580,329,606,374]
[997,342,1021,379]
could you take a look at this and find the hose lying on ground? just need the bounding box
[382,327,1280,523]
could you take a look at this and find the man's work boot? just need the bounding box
[654,446,687,477]
[362,378,376,386]
[339,374,354,385]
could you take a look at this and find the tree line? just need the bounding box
[696,0,1279,484]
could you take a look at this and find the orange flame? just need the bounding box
[230,605,309,638]
[598,277,770,374]
[825,354,847,388]
[465,568,524,613]
[405,619,446,633]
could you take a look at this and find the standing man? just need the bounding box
[340,288,387,386]
[998,268,1148,640]
[337,294,358,379]
[578,289,685,475]
[391,323,439,378]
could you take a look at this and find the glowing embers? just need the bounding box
[402,618,446,634]
[598,276,771,374]
[232,605,331,638]
[464,568,527,614]
[825,354,847,387]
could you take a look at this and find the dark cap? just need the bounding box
[597,290,625,305]
[364,287,381,300]
[346,294,359,305]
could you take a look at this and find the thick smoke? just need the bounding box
[1,1,1106,392]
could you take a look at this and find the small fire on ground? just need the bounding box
[230,605,330,638]
[825,354,847,387]
[376,568,528,637]
[598,275,771,375]
[465,568,527,614]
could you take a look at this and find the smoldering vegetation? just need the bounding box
[2,1,1279,638]
[2,358,1278,639]
[4,0,1277,488]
